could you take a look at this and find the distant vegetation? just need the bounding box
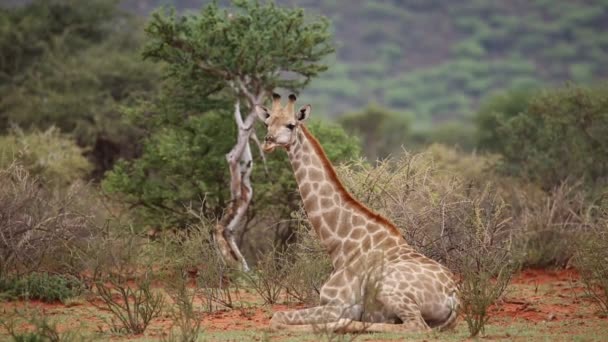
[122,0,608,124]
[0,0,161,177]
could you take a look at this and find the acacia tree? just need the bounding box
[141,1,334,270]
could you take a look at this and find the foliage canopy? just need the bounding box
[103,0,355,231]
[476,84,608,192]
[143,0,334,99]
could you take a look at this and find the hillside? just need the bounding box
[121,0,608,125]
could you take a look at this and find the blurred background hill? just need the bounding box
[118,0,608,124]
[1,0,606,166]
[3,0,607,150]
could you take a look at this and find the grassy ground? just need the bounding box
[1,269,607,341]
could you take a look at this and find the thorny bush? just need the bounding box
[0,163,96,277]
[574,208,608,314]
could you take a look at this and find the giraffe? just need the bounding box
[255,93,460,333]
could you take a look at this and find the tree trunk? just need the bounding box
[214,100,257,272]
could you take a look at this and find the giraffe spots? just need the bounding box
[426,264,441,272]
[408,252,424,259]
[309,216,322,230]
[423,290,437,303]
[398,282,410,291]
[319,183,333,197]
[309,168,324,181]
[295,168,306,180]
[409,279,424,291]
[320,197,333,209]
[371,232,385,246]
[323,208,339,228]
[292,138,301,151]
[378,237,398,250]
[303,196,319,213]
[310,154,322,167]
[362,235,372,250]
[343,239,358,254]
[300,182,311,196]
[351,215,365,226]
[333,193,341,205]
[437,272,449,284]
[292,160,301,169]
[319,225,333,241]
[336,220,349,237]
[322,287,338,299]
[368,223,381,234]
[334,255,345,269]
[337,211,351,231]
[349,228,365,240]
[433,279,445,293]
[406,264,422,274]
[327,239,342,259]
[302,154,311,164]
[337,288,350,301]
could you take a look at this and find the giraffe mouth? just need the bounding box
[262,142,278,153]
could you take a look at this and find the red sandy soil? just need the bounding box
[490,268,592,324]
[2,268,606,337]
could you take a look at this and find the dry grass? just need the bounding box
[574,209,608,314]
[0,163,98,277]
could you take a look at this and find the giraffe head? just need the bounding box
[255,93,311,152]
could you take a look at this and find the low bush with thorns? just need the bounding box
[574,208,608,315]
[0,163,97,277]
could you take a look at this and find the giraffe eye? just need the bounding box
[286,123,296,130]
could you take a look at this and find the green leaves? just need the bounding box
[476,84,608,192]
[102,1,339,229]
[103,111,236,227]
[0,0,161,177]
[143,0,334,93]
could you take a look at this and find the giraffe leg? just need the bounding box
[270,304,362,332]
[376,291,431,332]
[329,319,431,333]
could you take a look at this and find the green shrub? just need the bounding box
[87,234,165,335]
[453,188,520,337]
[0,163,99,276]
[94,276,165,335]
[0,273,84,302]
[0,0,160,176]
[0,127,91,187]
[242,245,287,305]
[339,105,410,160]
[1,309,81,342]
[102,111,236,229]
[475,88,536,153]
[574,210,608,314]
[477,84,608,192]
[164,273,203,342]
[410,122,477,151]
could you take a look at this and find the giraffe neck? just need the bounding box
[287,125,408,269]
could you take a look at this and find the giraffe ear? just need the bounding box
[255,105,270,122]
[296,105,311,122]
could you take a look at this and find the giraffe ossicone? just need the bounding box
[256,94,460,333]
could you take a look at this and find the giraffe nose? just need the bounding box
[265,135,275,143]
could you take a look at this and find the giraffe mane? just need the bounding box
[300,125,402,237]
